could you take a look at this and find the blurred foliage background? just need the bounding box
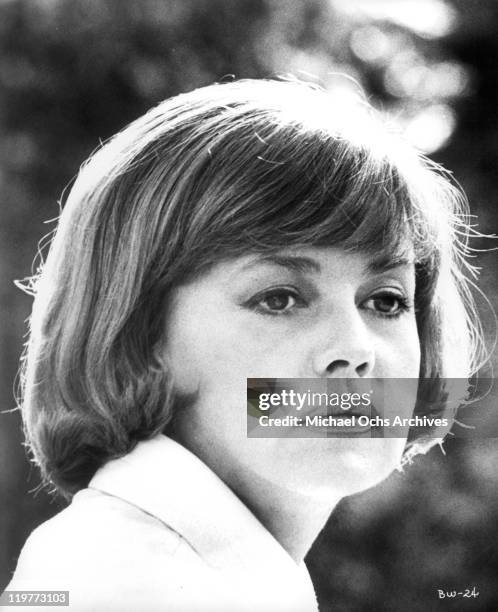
[0,0,497,609]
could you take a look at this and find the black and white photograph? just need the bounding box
[0,1,497,611]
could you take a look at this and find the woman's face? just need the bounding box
[164,246,420,499]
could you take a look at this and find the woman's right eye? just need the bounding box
[246,288,306,316]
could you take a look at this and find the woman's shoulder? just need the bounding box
[4,488,224,611]
[15,487,185,563]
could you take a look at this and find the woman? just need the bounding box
[3,79,485,611]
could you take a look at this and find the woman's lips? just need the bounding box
[301,405,384,435]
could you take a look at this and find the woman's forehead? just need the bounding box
[203,244,416,284]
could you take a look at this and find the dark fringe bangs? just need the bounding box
[194,135,442,272]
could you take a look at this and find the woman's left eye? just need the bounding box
[363,293,410,318]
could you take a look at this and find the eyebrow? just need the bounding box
[243,253,414,275]
[367,255,414,273]
[243,254,322,275]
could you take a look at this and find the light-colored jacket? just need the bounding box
[2,435,318,611]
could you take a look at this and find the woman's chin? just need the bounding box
[276,438,406,500]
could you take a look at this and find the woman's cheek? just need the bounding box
[387,322,421,377]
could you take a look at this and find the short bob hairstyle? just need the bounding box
[19,78,484,498]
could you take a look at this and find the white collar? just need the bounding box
[88,434,315,583]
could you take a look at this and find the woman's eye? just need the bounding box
[260,291,296,312]
[248,289,305,315]
[363,293,410,317]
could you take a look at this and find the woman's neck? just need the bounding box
[229,466,340,562]
[169,427,341,562]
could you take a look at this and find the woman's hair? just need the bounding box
[18,78,486,498]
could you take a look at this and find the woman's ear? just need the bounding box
[151,337,169,373]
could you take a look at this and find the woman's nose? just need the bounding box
[311,306,375,378]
